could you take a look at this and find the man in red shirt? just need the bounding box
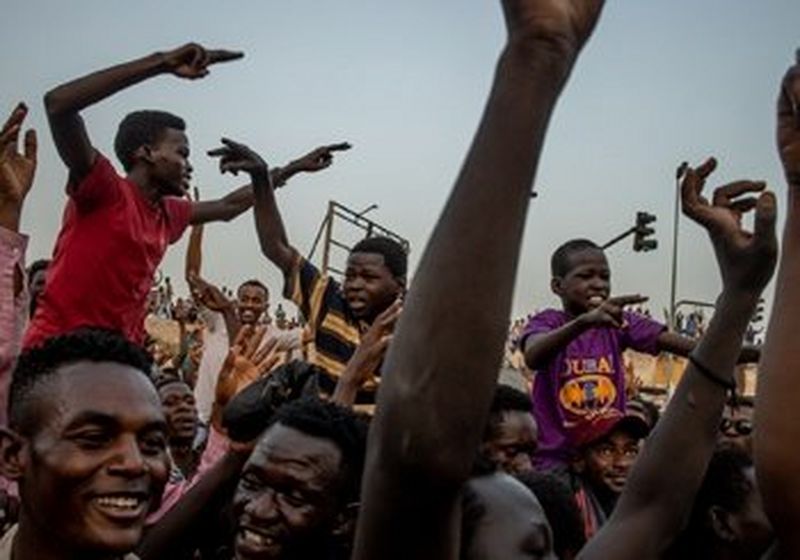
[24,43,347,349]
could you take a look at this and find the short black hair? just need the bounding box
[671,446,755,554]
[114,110,186,172]
[26,259,50,284]
[237,279,269,298]
[350,236,408,280]
[517,471,586,558]
[485,385,532,441]
[268,397,368,504]
[9,328,153,434]
[551,238,602,278]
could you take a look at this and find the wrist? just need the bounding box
[501,37,578,84]
[0,205,22,233]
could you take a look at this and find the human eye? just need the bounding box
[240,472,263,491]
[70,428,113,449]
[140,430,168,455]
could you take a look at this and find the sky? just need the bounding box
[2,0,798,324]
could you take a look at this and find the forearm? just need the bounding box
[185,225,203,281]
[375,47,574,471]
[590,289,757,556]
[756,194,800,536]
[656,331,696,357]
[524,317,587,368]
[0,204,22,234]
[252,172,294,271]
[138,451,248,560]
[44,51,166,116]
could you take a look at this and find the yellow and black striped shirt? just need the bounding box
[285,255,377,403]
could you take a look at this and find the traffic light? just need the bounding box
[633,212,657,252]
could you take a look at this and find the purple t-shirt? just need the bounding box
[520,309,665,470]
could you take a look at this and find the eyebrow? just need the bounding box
[63,410,167,433]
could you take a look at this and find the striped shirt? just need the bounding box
[285,255,378,402]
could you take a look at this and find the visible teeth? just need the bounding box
[242,529,274,547]
[589,296,604,305]
[95,496,141,510]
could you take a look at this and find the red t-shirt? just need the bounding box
[23,154,192,349]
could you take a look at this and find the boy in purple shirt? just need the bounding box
[520,239,700,470]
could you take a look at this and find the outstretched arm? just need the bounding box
[44,43,242,181]
[523,294,646,368]
[755,52,800,558]
[190,142,350,225]
[352,1,605,559]
[580,159,777,559]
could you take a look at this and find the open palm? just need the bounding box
[0,103,37,206]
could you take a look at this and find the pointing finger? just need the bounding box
[208,49,244,64]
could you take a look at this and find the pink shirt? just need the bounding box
[0,226,28,426]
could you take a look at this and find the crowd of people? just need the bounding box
[0,1,798,559]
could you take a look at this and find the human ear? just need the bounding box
[709,505,737,543]
[551,277,564,297]
[0,428,27,481]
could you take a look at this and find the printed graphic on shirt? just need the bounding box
[559,355,618,425]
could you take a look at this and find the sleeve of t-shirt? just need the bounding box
[283,255,331,329]
[517,309,566,350]
[621,311,666,355]
[66,153,122,210]
[163,197,193,244]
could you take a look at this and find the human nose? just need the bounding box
[245,488,281,522]
[107,435,147,476]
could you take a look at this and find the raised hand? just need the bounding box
[778,50,800,189]
[581,294,648,329]
[207,137,269,180]
[681,157,778,293]
[0,103,37,213]
[187,272,232,312]
[333,299,401,406]
[291,143,351,173]
[501,0,605,55]
[216,325,280,408]
[161,43,243,80]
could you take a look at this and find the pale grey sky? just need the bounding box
[2,1,797,322]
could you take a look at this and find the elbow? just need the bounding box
[44,88,69,118]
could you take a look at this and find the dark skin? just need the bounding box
[480,410,538,476]
[157,381,199,478]
[0,103,36,299]
[232,423,347,560]
[0,362,170,560]
[332,299,401,407]
[754,52,800,559]
[211,137,404,324]
[523,249,759,369]
[222,136,403,324]
[578,158,776,559]
[351,1,606,558]
[45,43,341,226]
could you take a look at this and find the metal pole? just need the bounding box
[321,201,334,275]
[602,226,637,250]
[669,163,688,331]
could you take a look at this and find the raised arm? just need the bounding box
[44,43,242,181]
[523,294,646,368]
[352,2,605,558]
[0,103,37,427]
[754,53,800,558]
[207,139,293,274]
[579,158,777,559]
[190,143,351,225]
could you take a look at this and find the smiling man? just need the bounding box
[0,329,170,560]
[232,397,366,560]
